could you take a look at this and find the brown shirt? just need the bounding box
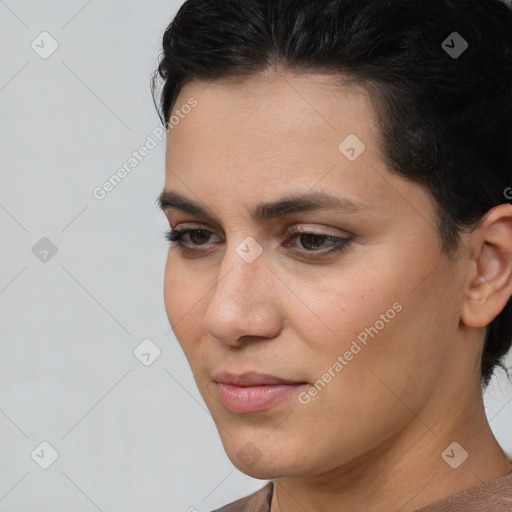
[212,471,512,512]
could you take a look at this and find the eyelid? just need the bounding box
[285,224,353,238]
[171,222,351,240]
[166,224,353,258]
[170,222,221,233]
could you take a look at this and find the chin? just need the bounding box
[220,434,307,479]
[232,458,279,480]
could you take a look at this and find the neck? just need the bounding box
[270,383,510,512]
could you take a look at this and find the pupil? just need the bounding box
[302,234,325,250]
[191,230,210,244]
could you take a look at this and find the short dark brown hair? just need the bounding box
[151,0,512,387]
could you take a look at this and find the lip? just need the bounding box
[213,371,306,386]
[213,371,308,413]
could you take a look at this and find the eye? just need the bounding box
[283,229,352,257]
[164,227,352,258]
[165,228,215,245]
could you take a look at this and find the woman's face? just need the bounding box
[161,70,468,479]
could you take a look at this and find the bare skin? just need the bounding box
[160,68,512,512]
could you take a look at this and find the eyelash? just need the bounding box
[164,228,351,258]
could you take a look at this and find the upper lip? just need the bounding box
[213,371,306,386]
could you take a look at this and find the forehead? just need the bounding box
[163,70,432,225]
[168,70,375,149]
[167,72,374,175]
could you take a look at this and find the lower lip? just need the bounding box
[215,382,308,413]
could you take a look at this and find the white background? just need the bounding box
[0,1,511,511]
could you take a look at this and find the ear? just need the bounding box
[461,203,512,328]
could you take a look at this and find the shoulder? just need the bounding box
[210,481,273,512]
[413,471,512,512]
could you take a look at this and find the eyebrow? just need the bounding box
[157,189,366,221]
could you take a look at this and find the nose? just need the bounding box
[202,241,282,347]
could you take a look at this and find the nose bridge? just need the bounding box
[203,238,279,343]
[212,238,267,310]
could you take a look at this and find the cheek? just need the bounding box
[293,242,447,387]
[163,254,203,347]
[286,257,449,454]
[163,254,181,324]
[288,255,402,362]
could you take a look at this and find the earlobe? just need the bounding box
[461,204,512,329]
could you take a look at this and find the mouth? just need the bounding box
[213,371,309,413]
